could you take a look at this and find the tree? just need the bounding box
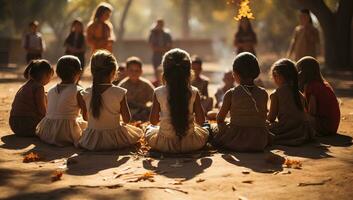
[117,0,133,42]
[287,0,353,69]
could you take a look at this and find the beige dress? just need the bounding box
[212,85,269,152]
[79,86,143,151]
[145,86,209,153]
[36,84,87,147]
[268,85,315,145]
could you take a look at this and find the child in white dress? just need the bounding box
[145,48,209,153]
[79,50,143,151]
[36,55,87,146]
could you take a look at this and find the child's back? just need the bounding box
[269,85,315,145]
[213,85,269,151]
[146,85,208,153]
[79,86,142,150]
[36,84,87,146]
[10,80,44,136]
[305,80,340,134]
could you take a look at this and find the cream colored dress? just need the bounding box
[145,86,209,153]
[78,86,143,151]
[36,84,87,147]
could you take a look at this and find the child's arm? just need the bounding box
[194,92,205,126]
[216,90,232,124]
[77,92,88,121]
[308,95,317,116]
[120,95,131,123]
[267,93,278,122]
[149,94,160,125]
[34,86,46,118]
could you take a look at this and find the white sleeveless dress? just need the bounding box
[78,86,143,151]
[145,86,209,153]
[36,84,87,147]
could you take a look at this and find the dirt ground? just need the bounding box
[0,66,352,200]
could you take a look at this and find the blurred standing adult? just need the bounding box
[148,19,172,72]
[233,17,257,55]
[288,9,320,61]
[86,2,116,54]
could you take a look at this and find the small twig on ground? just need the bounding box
[139,186,188,194]
[69,183,123,189]
[298,178,332,187]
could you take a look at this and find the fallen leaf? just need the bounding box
[125,171,156,182]
[51,170,63,182]
[242,170,250,174]
[232,185,237,191]
[169,178,186,185]
[242,180,253,184]
[283,158,302,169]
[196,178,205,183]
[23,152,42,163]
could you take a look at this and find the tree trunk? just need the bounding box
[181,0,191,38]
[117,0,133,43]
[289,0,353,69]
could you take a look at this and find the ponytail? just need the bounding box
[23,59,53,81]
[162,48,192,138]
[272,59,303,111]
[89,50,117,119]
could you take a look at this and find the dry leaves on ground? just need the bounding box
[196,178,205,183]
[169,178,187,185]
[51,170,63,182]
[283,158,302,169]
[23,152,42,163]
[135,137,151,156]
[125,171,156,182]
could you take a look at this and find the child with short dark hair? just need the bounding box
[118,56,155,121]
[145,48,209,153]
[215,70,235,108]
[268,59,315,145]
[112,63,127,85]
[64,19,86,68]
[36,55,87,147]
[23,21,45,63]
[79,50,142,151]
[9,60,53,136]
[296,56,340,136]
[191,55,213,113]
[211,52,269,152]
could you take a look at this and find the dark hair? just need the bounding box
[162,48,192,138]
[90,50,117,118]
[232,52,260,80]
[23,59,53,81]
[236,17,256,36]
[191,55,203,66]
[300,9,313,24]
[272,58,303,110]
[70,19,84,33]
[56,55,82,82]
[91,2,113,22]
[29,20,39,27]
[126,56,143,69]
[296,56,324,86]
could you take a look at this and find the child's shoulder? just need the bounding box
[200,75,210,83]
[139,77,155,88]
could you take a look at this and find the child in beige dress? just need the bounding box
[145,48,209,153]
[268,59,315,145]
[36,55,87,147]
[212,52,269,152]
[79,50,143,151]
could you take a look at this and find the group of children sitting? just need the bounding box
[9,49,340,153]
